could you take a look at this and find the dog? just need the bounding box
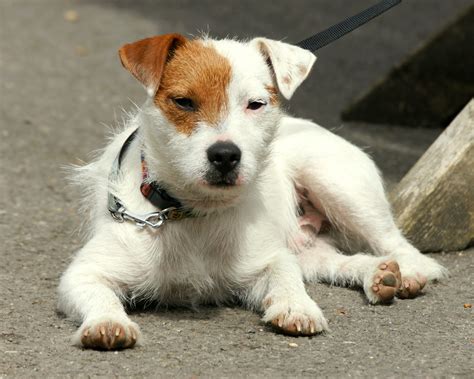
[58,33,446,350]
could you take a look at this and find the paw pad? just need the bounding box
[397,275,427,299]
[371,260,401,303]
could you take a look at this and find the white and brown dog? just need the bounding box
[58,34,446,350]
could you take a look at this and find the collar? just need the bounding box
[107,129,195,229]
[139,154,196,221]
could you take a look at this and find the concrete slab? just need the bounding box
[342,6,474,128]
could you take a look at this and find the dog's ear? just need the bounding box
[119,34,187,96]
[251,38,316,100]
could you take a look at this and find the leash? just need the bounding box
[107,0,402,229]
[296,0,402,52]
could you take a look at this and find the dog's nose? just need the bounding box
[207,142,241,175]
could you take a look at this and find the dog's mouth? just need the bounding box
[203,170,241,188]
[179,171,244,210]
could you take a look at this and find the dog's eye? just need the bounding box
[173,97,195,111]
[247,100,267,111]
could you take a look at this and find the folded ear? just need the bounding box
[251,38,316,100]
[118,33,187,96]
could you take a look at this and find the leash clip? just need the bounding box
[111,207,177,229]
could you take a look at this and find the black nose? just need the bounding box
[207,142,242,175]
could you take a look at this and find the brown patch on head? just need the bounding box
[266,85,280,106]
[282,75,291,85]
[154,40,232,135]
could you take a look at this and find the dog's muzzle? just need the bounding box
[205,141,241,186]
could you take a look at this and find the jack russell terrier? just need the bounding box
[58,33,446,350]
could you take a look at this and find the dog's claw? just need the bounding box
[79,320,139,350]
[270,313,322,336]
[295,321,302,332]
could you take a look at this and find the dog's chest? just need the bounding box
[141,218,244,305]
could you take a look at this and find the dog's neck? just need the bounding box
[139,153,190,212]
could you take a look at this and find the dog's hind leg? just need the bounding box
[298,157,445,299]
[297,236,401,304]
[277,117,446,299]
[58,236,141,350]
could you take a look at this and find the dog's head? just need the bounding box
[119,34,316,210]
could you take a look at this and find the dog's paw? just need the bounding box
[365,260,401,304]
[392,252,447,300]
[393,253,448,282]
[262,295,329,336]
[74,317,141,350]
[397,274,427,299]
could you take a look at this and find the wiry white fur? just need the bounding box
[58,36,446,348]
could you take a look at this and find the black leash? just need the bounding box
[296,0,402,52]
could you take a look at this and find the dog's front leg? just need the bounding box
[243,250,329,336]
[58,238,141,350]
